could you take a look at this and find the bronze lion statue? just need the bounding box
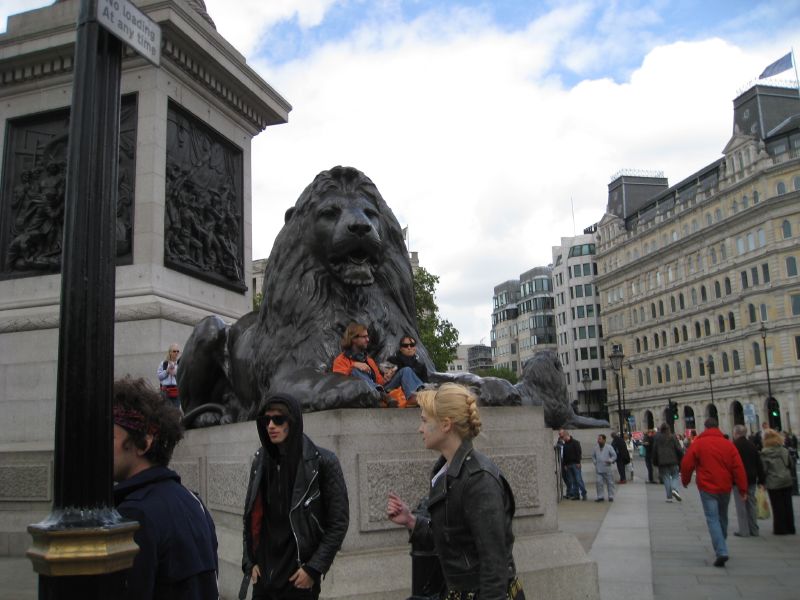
[178,166,608,429]
[179,166,435,425]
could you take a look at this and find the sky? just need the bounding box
[2,1,800,345]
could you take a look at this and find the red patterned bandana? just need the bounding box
[113,406,158,436]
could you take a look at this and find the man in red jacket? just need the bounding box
[681,417,748,567]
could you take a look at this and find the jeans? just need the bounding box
[660,464,680,500]
[564,464,586,498]
[699,490,730,558]
[596,471,615,500]
[733,483,758,536]
[385,367,424,398]
[350,368,382,390]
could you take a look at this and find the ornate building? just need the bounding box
[491,266,556,375]
[595,83,800,435]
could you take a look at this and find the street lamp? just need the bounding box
[707,355,715,416]
[581,370,592,416]
[609,344,625,438]
[760,322,773,399]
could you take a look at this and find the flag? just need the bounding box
[759,52,793,79]
[402,226,408,241]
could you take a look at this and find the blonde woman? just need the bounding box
[156,344,180,409]
[386,384,524,600]
[761,429,796,535]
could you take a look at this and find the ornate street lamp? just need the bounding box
[707,355,716,417]
[760,322,773,400]
[609,344,625,438]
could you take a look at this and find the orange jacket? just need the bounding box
[332,353,386,385]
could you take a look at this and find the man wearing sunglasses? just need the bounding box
[241,394,349,600]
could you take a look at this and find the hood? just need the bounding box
[761,445,787,457]
[256,393,304,462]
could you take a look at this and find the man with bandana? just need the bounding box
[113,377,219,599]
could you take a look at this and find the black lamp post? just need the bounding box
[581,371,592,416]
[609,345,625,438]
[707,356,716,417]
[760,322,773,399]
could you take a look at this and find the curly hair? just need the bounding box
[113,377,183,467]
[417,383,482,440]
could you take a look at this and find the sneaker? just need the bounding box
[581,495,587,501]
[713,556,729,567]
[666,498,673,503]
[619,480,627,485]
[671,489,682,502]
[595,498,605,502]
[570,496,581,501]
[608,498,614,502]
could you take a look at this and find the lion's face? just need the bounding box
[310,191,384,286]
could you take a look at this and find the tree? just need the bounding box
[474,367,518,384]
[413,266,459,371]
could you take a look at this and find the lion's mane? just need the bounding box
[253,166,427,396]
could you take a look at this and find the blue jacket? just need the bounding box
[114,466,219,600]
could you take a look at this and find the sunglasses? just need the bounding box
[400,343,416,348]
[258,414,288,426]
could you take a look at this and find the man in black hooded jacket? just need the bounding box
[242,394,349,599]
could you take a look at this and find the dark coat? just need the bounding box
[410,439,516,600]
[733,436,765,486]
[242,394,349,585]
[652,433,682,467]
[114,466,218,600]
[561,437,582,466]
[611,435,630,464]
[386,350,429,383]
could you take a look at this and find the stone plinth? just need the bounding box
[172,406,599,600]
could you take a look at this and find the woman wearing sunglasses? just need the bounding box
[383,335,429,404]
[386,384,524,600]
[241,394,349,599]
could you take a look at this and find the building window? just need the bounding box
[670,296,676,312]
[638,370,643,386]
[645,369,651,385]
[753,191,759,204]
[795,176,800,191]
[751,267,759,286]
[701,286,707,302]
[654,334,660,349]
[741,271,748,289]
[737,237,745,254]
[673,327,680,343]
[718,315,725,333]
[676,362,683,380]
[685,360,692,379]
[706,214,713,227]
[753,342,762,366]
[733,350,741,370]
[682,325,688,342]
[704,319,711,336]
[695,322,702,338]
[792,294,800,316]
[657,366,663,384]
[725,278,732,295]
[760,304,768,321]
[783,220,793,238]
[728,312,736,330]
[732,201,738,214]
[747,232,755,251]
[643,337,649,351]
[749,304,757,323]
[679,293,686,309]
[787,256,798,277]
[762,263,770,283]
[722,352,730,372]
[665,364,671,382]
[777,181,786,195]
[796,337,800,360]
[714,281,721,298]
[691,289,698,305]
[715,208,722,222]
[699,357,705,377]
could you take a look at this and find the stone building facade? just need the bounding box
[595,83,800,435]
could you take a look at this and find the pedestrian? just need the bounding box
[783,430,799,496]
[643,429,656,483]
[610,431,630,484]
[625,434,635,481]
[751,421,768,451]
[652,423,683,503]
[386,384,525,600]
[592,434,617,502]
[731,424,765,537]
[242,393,350,599]
[112,377,219,599]
[760,429,796,535]
[157,343,181,410]
[560,429,587,500]
[680,417,748,567]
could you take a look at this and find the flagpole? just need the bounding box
[793,47,799,94]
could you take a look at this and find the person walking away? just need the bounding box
[112,377,218,599]
[760,429,796,535]
[783,430,799,496]
[731,424,765,537]
[386,384,525,600]
[592,434,617,502]
[157,343,181,410]
[560,430,587,500]
[610,432,630,484]
[652,423,683,502]
[643,430,656,483]
[680,417,748,567]
[242,393,350,599]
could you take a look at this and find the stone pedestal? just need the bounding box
[0,0,289,552]
[171,406,600,600]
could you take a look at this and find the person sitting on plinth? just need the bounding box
[382,334,427,407]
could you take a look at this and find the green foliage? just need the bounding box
[252,291,263,312]
[413,267,459,371]
[474,367,518,384]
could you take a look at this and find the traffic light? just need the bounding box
[668,400,678,420]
